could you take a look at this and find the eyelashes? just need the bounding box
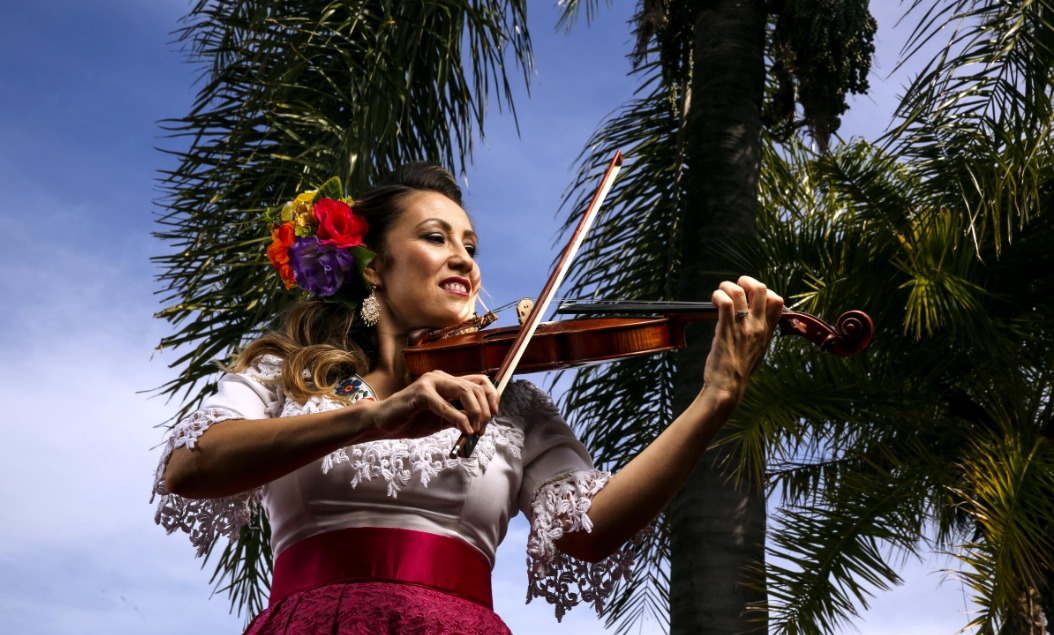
[423,233,478,258]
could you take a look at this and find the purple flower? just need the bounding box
[287,237,356,297]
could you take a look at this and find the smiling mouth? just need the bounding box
[440,280,470,295]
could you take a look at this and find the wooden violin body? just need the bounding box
[404,308,874,379]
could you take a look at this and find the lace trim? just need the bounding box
[321,423,524,498]
[249,354,282,382]
[151,407,262,557]
[525,469,637,621]
[501,379,561,420]
[274,375,524,498]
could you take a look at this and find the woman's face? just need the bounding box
[370,190,481,333]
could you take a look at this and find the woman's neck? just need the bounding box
[361,323,412,400]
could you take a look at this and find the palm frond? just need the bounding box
[761,473,923,635]
[154,0,533,422]
[555,0,613,31]
[740,133,1054,632]
[602,516,671,635]
[950,420,1054,634]
[893,0,1054,250]
[206,508,273,619]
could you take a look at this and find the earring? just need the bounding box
[360,289,380,327]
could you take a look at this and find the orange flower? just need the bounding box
[267,222,297,288]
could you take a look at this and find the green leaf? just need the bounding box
[315,176,344,202]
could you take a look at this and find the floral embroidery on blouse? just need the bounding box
[321,424,524,498]
[334,376,377,400]
[151,370,522,549]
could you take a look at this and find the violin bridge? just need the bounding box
[516,298,534,325]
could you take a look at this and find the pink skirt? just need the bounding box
[243,581,512,634]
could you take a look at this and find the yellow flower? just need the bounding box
[280,190,320,236]
[280,191,317,223]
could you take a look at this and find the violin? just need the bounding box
[403,301,874,379]
[399,151,873,458]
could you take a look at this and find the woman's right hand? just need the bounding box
[366,371,499,439]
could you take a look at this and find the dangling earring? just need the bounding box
[360,288,380,327]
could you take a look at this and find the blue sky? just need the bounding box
[0,1,974,633]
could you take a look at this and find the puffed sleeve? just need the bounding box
[150,355,283,556]
[506,381,638,622]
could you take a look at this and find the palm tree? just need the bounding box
[752,2,1054,632]
[554,1,875,633]
[753,137,1054,635]
[559,1,1054,634]
[153,0,531,617]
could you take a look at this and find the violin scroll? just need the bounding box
[777,309,874,356]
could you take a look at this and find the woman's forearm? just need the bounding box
[555,386,740,562]
[163,400,385,499]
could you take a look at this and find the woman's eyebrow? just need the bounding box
[416,218,478,241]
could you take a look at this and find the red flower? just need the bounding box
[267,222,297,288]
[314,198,369,248]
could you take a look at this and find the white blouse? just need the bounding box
[151,355,637,620]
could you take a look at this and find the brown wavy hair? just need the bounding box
[230,162,464,403]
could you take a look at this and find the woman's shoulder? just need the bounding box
[231,353,284,382]
[500,379,560,422]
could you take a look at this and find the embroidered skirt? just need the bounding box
[243,581,512,634]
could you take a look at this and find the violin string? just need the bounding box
[488,299,521,315]
[554,298,720,315]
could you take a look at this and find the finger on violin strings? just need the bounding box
[718,280,750,312]
[737,276,784,325]
[736,276,768,319]
[764,289,785,326]
[711,287,740,324]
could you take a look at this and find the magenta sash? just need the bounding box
[268,527,494,610]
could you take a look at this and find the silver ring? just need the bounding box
[735,310,749,321]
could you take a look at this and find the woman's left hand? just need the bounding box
[702,275,784,403]
[558,277,784,561]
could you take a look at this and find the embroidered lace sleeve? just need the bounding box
[505,380,638,621]
[151,408,263,557]
[524,469,638,621]
[150,355,281,556]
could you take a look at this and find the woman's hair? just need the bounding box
[230,162,463,402]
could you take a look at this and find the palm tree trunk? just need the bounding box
[669,2,767,634]
[1002,587,1046,635]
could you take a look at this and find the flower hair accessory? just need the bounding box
[265,177,375,308]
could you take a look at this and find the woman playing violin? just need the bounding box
[152,162,784,633]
